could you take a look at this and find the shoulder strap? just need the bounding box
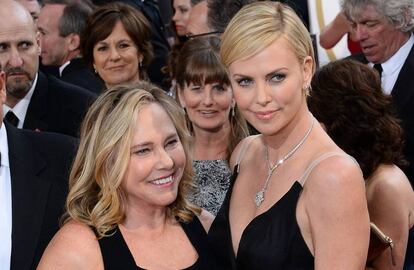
[235,135,260,173]
[298,152,357,186]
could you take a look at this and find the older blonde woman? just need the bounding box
[208,2,370,269]
[38,82,221,269]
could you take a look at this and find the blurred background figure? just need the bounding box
[175,36,249,215]
[38,82,221,269]
[0,0,95,137]
[81,2,153,89]
[319,11,362,54]
[171,0,193,38]
[309,59,414,270]
[38,0,104,93]
[186,0,213,37]
[342,0,414,186]
[14,0,41,24]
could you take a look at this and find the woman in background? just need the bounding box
[208,2,370,269]
[81,2,153,89]
[37,82,220,269]
[309,59,414,270]
[175,36,249,215]
[172,0,192,38]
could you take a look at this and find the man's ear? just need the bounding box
[0,71,6,104]
[67,33,80,52]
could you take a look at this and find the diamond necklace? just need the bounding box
[255,118,315,207]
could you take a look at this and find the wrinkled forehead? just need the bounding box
[0,22,37,44]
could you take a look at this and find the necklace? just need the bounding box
[255,118,315,207]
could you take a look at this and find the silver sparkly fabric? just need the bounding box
[188,160,232,215]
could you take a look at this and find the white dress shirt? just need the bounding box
[3,73,38,128]
[370,34,414,95]
[59,61,71,77]
[0,123,12,270]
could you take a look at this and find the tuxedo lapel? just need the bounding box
[7,124,49,270]
[391,43,414,111]
[23,72,49,132]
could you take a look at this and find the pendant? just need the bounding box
[255,190,264,207]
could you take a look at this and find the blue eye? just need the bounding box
[236,78,252,87]
[270,73,285,82]
[134,148,150,156]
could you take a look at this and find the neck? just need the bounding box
[263,108,312,161]
[121,202,170,233]
[192,123,230,160]
[61,50,80,65]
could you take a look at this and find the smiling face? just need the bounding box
[92,20,141,88]
[349,4,409,64]
[228,37,312,136]
[179,81,233,132]
[172,0,192,36]
[121,102,186,209]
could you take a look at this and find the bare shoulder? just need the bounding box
[198,209,215,233]
[367,164,413,199]
[37,220,103,270]
[229,135,261,169]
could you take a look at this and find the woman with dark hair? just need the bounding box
[175,36,249,215]
[309,59,414,270]
[81,2,153,89]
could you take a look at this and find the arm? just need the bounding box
[37,221,103,270]
[319,12,351,49]
[366,166,414,270]
[304,156,370,270]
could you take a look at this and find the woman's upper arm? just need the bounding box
[304,156,370,270]
[37,221,102,270]
[367,171,413,270]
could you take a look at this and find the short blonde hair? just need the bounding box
[220,1,315,73]
[64,82,199,238]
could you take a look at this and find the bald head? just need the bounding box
[0,0,40,107]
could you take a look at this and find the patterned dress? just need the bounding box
[189,160,232,215]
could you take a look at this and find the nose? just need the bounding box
[353,24,367,42]
[8,48,23,67]
[202,90,213,106]
[256,82,272,106]
[156,148,174,170]
[109,47,121,61]
[172,11,179,22]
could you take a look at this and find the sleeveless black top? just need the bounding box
[98,216,220,270]
[208,137,349,269]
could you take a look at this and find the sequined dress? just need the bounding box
[189,160,231,215]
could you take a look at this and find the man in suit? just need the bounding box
[0,0,96,138]
[0,65,78,269]
[342,0,414,186]
[37,0,103,93]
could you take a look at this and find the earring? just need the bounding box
[303,84,311,96]
[231,105,235,117]
[139,59,143,68]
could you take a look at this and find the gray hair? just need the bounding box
[341,0,414,32]
[43,0,94,37]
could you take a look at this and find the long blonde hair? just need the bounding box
[64,82,199,238]
[220,1,315,74]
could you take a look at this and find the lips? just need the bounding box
[198,110,219,117]
[149,175,174,187]
[255,110,278,120]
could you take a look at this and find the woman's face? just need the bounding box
[93,21,142,88]
[228,37,312,136]
[121,102,186,209]
[172,0,192,36]
[179,81,233,133]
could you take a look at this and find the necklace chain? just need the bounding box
[255,118,315,207]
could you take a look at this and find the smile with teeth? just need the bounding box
[150,175,174,185]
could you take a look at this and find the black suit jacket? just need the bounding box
[348,44,414,185]
[61,58,104,94]
[23,71,96,137]
[5,122,78,270]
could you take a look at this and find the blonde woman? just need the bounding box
[208,2,370,269]
[38,82,220,269]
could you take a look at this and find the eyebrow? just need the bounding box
[232,68,288,79]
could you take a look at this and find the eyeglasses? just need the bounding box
[185,31,223,39]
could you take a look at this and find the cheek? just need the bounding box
[232,87,252,110]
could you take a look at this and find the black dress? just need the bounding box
[208,165,314,270]
[208,145,348,269]
[98,216,221,269]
